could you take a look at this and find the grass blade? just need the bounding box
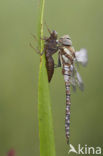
[37,0,56,156]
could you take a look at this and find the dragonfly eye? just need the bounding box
[59,38,72,46]
[59,35,72,45]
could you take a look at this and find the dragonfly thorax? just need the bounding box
[59,46,75,66]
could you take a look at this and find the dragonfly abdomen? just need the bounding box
[63,65,71,144]
[46,56,54,82]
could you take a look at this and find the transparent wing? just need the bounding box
[70,67,77,91]
[71,48,87,91]
[75,48,88,66]
[76,70,84,91]
[70,65,84,91]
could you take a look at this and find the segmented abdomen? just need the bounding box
[46,56,54,82]
[63,65,71,144]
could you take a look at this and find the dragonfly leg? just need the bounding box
[30,34,45,56]
[44,21,51,35]
[31,33,47,42]
[29,42,40,54]
[31,33,38,42]
[29,42,44,56]
[54,53,61,68]
[30,33,40,51]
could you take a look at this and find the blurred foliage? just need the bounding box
[0,0,103,156]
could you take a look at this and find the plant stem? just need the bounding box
[37,0,56,156]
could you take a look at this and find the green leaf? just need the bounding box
[37,0,56,156]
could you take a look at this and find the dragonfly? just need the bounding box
[57,35,88,144]
[30,24,58,82]
[42,27,58,82]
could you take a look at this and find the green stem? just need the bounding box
[37,0,56,156]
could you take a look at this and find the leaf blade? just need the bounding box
[37,0,56,156]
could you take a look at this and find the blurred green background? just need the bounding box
[0,0,103,155]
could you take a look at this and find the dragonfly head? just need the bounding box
[59,35,72,46]
[51,30,58,39]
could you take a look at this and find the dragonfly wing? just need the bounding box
[75,48,88,66]
[70,76,77,91]
[70,65,77,91]
[70,65,84,91]
[76,70,84,91]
